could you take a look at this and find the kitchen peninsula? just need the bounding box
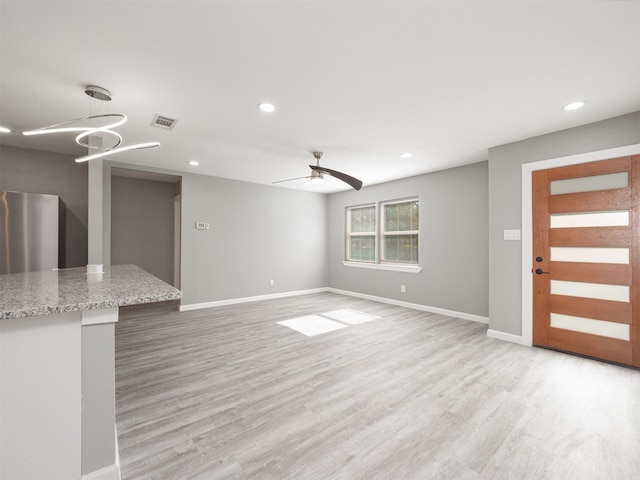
[0,264,182,480]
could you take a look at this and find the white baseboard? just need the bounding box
[115,427,121,480]
[487,329,524,345]
[179,288,328,312]
[327,288,489,324]
[179,286,489,325]
[82,463,120,480]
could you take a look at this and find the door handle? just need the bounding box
[534,268,550,275]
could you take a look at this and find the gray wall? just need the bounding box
[488,111,640,336]
[111,175,178,285]
[0,145,88,267]
[328,161,489,318]
[180,172,328,306]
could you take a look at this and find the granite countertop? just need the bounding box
[0,264,182,320]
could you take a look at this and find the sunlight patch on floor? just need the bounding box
[277,310,380,336]
[277,315,348,336]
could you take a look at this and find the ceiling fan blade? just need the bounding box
[309,165,363,190]
[272,175,311,184]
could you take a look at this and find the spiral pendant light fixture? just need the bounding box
[22,85,160,163]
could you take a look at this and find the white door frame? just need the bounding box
[520,143,640,347]
[174,193,182,289]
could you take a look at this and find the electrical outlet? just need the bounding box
[401,284,406,293]
[270,279,274,286]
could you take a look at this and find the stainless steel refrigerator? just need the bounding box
[0,191,65,274]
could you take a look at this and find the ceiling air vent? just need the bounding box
[151,114,178,130]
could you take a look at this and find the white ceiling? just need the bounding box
[1,1,639,193]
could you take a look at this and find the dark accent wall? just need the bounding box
[0,145,88,267]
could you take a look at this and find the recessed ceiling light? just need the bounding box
[257,102,276,113]
[563,100,586,111]
[0,126,11,133]
[188,160,199,166]
[400,152,413,159]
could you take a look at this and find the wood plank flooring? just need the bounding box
[115,292,640,479]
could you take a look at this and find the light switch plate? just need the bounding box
[504,229,521,241]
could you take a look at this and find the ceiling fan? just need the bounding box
[273,151,363,190]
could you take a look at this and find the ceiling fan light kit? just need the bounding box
[21,85,160,163]
[310,170,324,184]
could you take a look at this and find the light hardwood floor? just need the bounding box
[115,292,640,479]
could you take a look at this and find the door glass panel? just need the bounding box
[550,247,629,264]
[550,172,628,195]
[550,211,629,228]
[550,280,629,302]
[550,313,630,341]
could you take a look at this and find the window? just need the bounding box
[346,197,419,268]
[381,199,419,263]
[346,204,376,262]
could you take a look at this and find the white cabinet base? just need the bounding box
[1,311,82,479]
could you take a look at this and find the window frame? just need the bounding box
[344,196,421,273]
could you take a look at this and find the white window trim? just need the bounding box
[342,261,423,273]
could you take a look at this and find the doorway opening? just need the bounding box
[110,167,182,288]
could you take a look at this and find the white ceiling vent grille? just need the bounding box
[152,114,178,130]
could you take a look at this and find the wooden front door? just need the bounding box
[532,155,640,367]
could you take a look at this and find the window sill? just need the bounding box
[342,261,423,273]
